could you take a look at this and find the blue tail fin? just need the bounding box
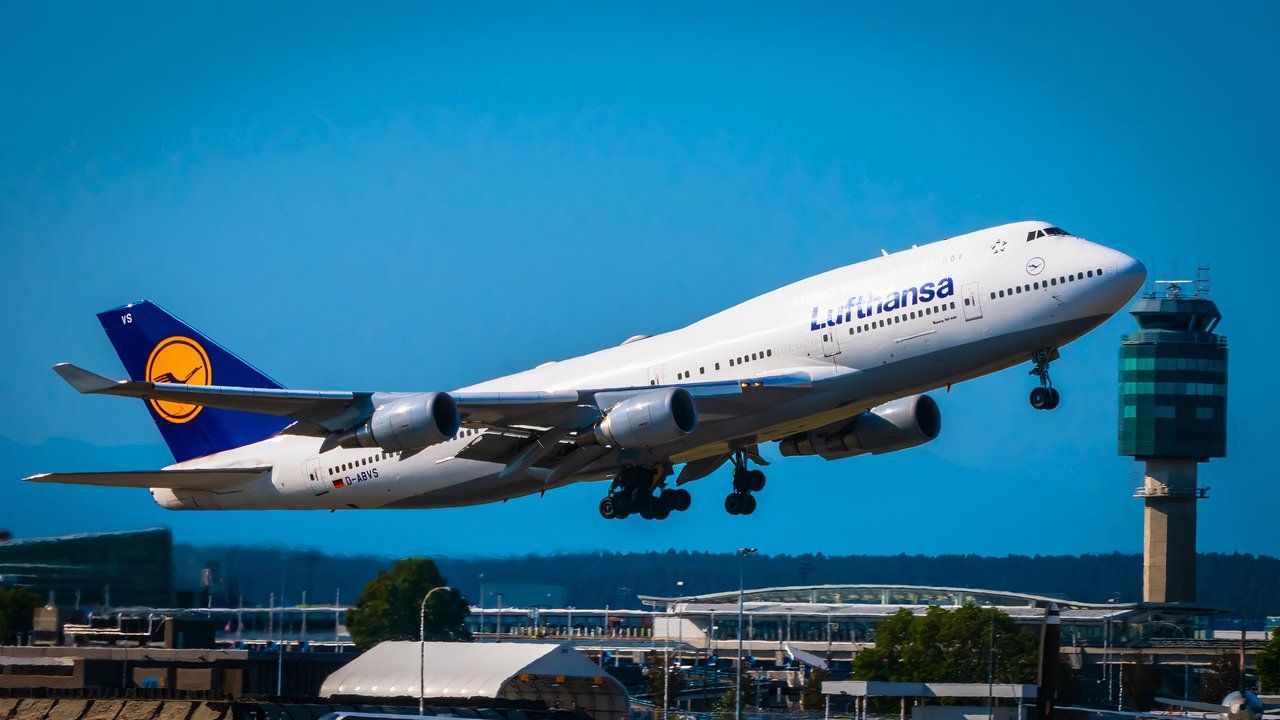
[96,301,292,462]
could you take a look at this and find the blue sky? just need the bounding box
[1,1,1277,557]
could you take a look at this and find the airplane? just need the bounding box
[1062,691,1280,720]
[27,220,1147,519]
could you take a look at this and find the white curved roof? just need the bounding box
[320,641,622,699]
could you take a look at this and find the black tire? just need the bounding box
[659,489,678,511]
[599,496,616,519]
[612,494,631,516]
[1030,386,1052,410]
[674,488,692,512]
[732,469,750,493]
[652,502,671,520]
[724,493,743,515]
[739,493,757,515]
[639,499,656,520]
[1046,387,1061,410]
[746,469,766,492]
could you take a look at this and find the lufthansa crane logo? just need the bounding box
[145,336,211,424]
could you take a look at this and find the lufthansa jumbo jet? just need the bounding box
[28,221,1146,519]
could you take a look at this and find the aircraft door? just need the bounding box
[305,458,328,496]
[961,282,984,321]
[820,327,842,358]
[647,365,664,386]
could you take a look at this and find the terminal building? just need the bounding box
[464,584,1252,679]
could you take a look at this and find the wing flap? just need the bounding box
[24,467,270,491]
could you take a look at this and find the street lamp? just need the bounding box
[419,585,453,716]
[737,548,757,720]
[666,579,684,719]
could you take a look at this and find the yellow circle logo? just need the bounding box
[145,336,212,424]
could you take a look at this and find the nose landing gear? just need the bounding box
[724,450,766,516]
[598,465,692,521]
[1029,348,1061,410]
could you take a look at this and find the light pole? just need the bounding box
[986,606,995,720]
[419,585,453,716]
[666,579,684,718]
[737,548,757,720]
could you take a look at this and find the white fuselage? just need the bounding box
[152,220,1145,510]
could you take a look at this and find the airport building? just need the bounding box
[463,584,1252,675]
[0,528,173,607]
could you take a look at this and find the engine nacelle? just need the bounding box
[778,394,941,460]
[348,392,460,453]
[594,387,698,448]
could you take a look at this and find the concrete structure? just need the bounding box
[0,697,578,720]
[320,642,627,720]
[1119,273,1227,603]
[0,645,350,696]
[823,681,1037,720]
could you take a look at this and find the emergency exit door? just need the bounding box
[961,282,984,321]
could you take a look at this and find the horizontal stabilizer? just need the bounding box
[24,467,270,491]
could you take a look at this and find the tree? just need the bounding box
[801,668,831,711]
[712,670,756,717]
[644,652,685,705]
[1259,629,1280,694]
[0,588,40,645]
[345,558,471,650]
[853,606,1040,684]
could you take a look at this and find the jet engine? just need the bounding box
[344,392,461,453]
[777,394,941,460]
[594,387,698,448]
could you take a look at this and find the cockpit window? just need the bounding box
[1027,226,1070,241]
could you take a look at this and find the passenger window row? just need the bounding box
[990,267,1103,300]
[329,451,395,476]
[845,301,958,336]
[727,348,772,369]
[656,349,775,385]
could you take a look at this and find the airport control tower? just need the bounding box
[1119,269,1227,603]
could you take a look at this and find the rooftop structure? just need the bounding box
[320,642,627,720]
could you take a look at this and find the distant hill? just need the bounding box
[173,545,1280,618]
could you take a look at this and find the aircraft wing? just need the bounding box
[1058,707,1208,719]
[54,362,842,434]
[1154,699,1229,714]
[24,467,270,491]
[54,363,371,430]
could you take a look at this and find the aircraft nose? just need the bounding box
[1113,252,1147,297]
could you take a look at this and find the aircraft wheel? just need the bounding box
[673,488,692,512]
[651,502,671,520]
[739,493,757,515]
[724,492,744,515]
[1030,386,1053,410]
[746,469,766,492]
[599,496,617,520]
[659,489,679,511]
[1046,387,1061,410]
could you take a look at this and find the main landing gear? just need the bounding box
[599,465,691,521]
[724,450,766,516]
[1029,347,1061,411]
